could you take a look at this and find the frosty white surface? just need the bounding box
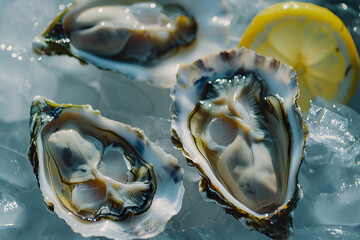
[0,0,360,239]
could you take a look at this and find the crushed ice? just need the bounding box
[0,0,360,239]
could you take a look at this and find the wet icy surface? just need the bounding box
[297,97,360,236]
[1,0,360,239]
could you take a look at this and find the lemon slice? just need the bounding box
[239,1,359,111]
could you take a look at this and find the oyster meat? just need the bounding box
[170,47,307,239]
[32,0,231,88]
[48,0,197,63]
[28,96,184,240]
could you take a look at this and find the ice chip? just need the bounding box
[303,138,332,165]
[0,193,25,229]
[310,97,360,139]
[313,189,360,226]
[308,103,350,149]
[306,97,360,166]
[293,226,360,239]
[0,144,35,189]
[300,97,360,228]
[0,51,58,123]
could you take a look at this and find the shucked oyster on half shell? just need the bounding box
[27,96,184,240]
[170,47,307,239]
[33,0,231,88]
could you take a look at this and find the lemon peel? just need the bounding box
[239,1,359,111]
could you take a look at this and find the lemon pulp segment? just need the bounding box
[239,1,359,111]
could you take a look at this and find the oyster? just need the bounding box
[32,0,230,88]
[28,96,184,240]
[170,48,307,239]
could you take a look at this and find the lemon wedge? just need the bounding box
[239,1,359,111]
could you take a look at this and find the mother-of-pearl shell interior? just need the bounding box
[188,74,291,214]
[28,96,184,240]
[170,47,306,239]
[42,114,157,221]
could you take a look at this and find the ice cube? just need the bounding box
[0,51,58,123]
[0,145,35,189]
[298,97,360,228]
[40,222,86,240]
[0,121,36,189]
[310,97,360,139]
[293,226,360,240]
[0,0,62,47]
[313,188,360,226]
[0,192,25,229]
[305,97,360,166]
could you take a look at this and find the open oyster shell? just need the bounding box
[33,0,230,88]
[28,96,184,240]
[170,47,307,239]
